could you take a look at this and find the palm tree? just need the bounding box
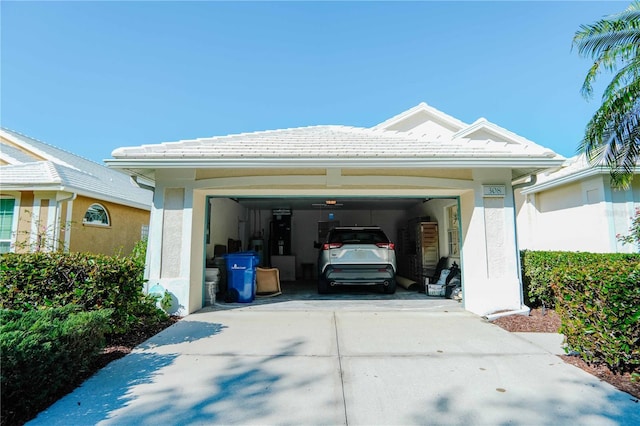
[573,1,640,188]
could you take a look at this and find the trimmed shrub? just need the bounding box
[552,256,640,373]
[0,252,165,333]
[1,306,112,424]
[520,250,639,309]
[521,250,639,372]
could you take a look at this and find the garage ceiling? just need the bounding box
[233,197,452,211]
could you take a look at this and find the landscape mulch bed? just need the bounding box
[492,308,639,401]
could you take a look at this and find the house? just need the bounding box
[0,128,152,255]
[106,102,565,316]
[516,153,640,253]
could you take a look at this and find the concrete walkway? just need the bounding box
[29,299,639,425]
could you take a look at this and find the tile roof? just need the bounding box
[523,153,639,193]
[112,125,559,161]
[1,128,152,210]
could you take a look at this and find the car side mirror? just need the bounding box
[313,241,321,249]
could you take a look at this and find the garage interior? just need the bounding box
[204,196,462,301]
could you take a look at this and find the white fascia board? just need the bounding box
[521,167,604,194]
[72,189,152,211]
[105,157,566,170]
[0,184,66,192]
[0,183,151,211]
[522,165,640,194]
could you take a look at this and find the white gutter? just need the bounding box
[0,184,152,211]
[521,166,604,194]
[522,164,640,194]
[131,175,155,192]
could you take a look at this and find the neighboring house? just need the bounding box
[516,154,640,253]
[0,128,152,255]
[106,102,566,316]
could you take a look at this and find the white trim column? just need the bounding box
[147,169,197,316]
[463,170,521,315]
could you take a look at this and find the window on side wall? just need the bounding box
[446,204,460,259]
[83,203,110,226]
[0,198,16,253]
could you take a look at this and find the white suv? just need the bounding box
[317,226,397,294]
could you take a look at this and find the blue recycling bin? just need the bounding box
[224,251,259,303]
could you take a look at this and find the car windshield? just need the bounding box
[328,229,388,244]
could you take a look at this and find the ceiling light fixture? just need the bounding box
[312,202,344,208]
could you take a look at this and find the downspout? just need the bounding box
[55,192,77,252]
[484,174,537,321]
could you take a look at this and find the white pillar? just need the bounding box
[463,170,521,315]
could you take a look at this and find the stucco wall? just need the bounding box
[15,191,34,252]
[68,195,150,255]
[206,197,249,260]
[517,176,640,253]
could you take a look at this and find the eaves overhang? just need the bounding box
[521,165,640,194]
[0,183,151,211]
[521,166,604,194]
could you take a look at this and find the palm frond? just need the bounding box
[581,79,640,150]
[576,2,640,189]
[574,29,640,61]
[581,96,640,189]
[602,57,640,101]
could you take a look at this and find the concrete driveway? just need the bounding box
[29,298,639,425]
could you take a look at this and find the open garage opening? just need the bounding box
[204,196,463,303]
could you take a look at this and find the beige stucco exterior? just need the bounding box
[68,195,149,255]
[2,191,149,255]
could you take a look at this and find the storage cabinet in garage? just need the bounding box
[416,221,439,284]
[396,219,439,286]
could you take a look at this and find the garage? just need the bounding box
[106,102,565,316]
[204,195,461,301]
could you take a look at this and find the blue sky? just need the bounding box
[1,1,628,164]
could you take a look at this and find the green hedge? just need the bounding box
[1,306,112,424]
[521,250,640,373]
[0,252,164,333]
[553,256,640,373]
[521,250,639,309]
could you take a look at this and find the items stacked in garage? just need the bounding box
[396,217,440,291]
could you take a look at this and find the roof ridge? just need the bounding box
[372,102,469,131]
[1,127,104,169]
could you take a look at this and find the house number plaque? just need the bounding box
[482,185,506,197]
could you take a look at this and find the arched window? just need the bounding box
[83,203,110,226]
